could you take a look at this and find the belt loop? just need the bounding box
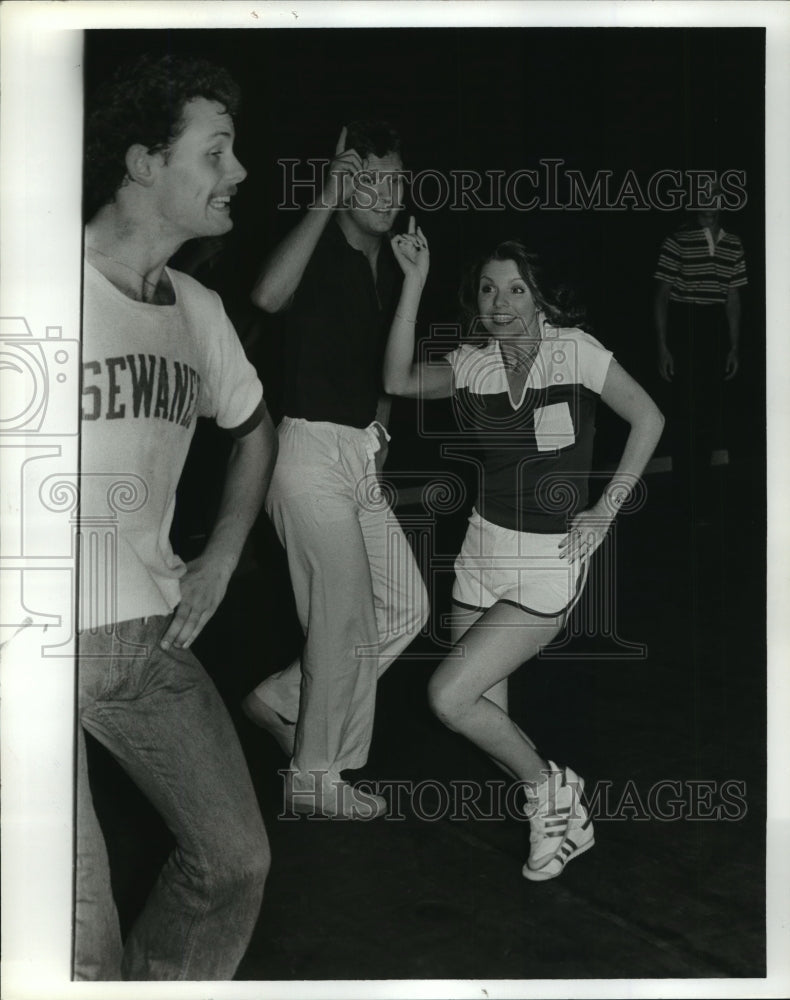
[370,420,391,443]
[364,420,391,462]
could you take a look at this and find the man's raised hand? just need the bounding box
[322,125,363,209]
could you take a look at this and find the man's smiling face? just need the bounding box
[151,97,247,242]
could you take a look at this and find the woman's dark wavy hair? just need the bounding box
[83,53,240,222]
[458,240,590,342]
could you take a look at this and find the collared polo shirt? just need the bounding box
[280,217,400,428]
[446,325,613,533]
[654,226,747,306]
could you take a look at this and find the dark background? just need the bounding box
[83,26,765,470]
[82,26,767,981]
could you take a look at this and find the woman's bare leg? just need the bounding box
[432,601,562,785]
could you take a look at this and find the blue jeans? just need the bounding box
[74,616,269,980]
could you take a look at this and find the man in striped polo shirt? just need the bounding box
[653,191,747,521]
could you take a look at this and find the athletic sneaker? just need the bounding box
[242,690,296,757]
[522,761,595,882]
[283,769,387,820]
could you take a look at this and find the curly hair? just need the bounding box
[84,53,241,222]
[344,120,402,160]
[458,240,590,340]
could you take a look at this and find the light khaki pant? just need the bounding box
[256,417,429,782]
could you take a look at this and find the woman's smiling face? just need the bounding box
[476,258,540,339]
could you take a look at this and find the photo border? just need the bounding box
[1,3,787,999]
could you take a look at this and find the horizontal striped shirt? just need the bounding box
[654,226,747,305]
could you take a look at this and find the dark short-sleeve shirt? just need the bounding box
[280,218,400,428]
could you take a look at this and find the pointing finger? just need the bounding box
[408,215,416,235]
[335,126,347,155]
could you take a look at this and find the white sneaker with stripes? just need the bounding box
[522,761,595,882]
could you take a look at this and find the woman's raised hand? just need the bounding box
[391,216,430,286]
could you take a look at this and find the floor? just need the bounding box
[86,465,767,984]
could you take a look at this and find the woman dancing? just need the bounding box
[384,221,664,881]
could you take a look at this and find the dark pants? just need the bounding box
[666,301,730,518]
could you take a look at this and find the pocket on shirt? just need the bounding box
[533,401,575,452]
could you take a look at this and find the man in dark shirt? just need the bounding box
[244,122,429,819]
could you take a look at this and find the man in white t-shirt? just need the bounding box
[76,53,277,981]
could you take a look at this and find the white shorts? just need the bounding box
[452,509,588,619]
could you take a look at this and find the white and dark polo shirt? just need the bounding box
[446,325,613,534]
[654,226,747,306]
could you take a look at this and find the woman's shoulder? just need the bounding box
[445,339,500,390]
[543,324,608,352]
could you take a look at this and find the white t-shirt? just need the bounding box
[79,261,264,629]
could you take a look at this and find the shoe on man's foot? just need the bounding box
[284,770,387,820]
[242,690,296,757]
[522,761,594,882]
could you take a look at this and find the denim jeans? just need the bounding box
[74,615,269,980]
